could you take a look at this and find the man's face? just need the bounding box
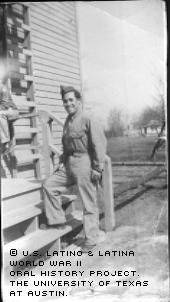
[63,91,80,115]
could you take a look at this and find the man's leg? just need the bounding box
[71,155,100,247]
[78,175,100,246]
[43,168,74,225]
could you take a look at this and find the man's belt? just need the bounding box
[67,150,87,157]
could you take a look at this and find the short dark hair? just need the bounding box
[60,86,81,100]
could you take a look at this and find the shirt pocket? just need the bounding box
[70,129,87,151]
[70,130,85,139]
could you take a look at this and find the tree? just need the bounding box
[152,78,165,123]
[138,106,160,126]
[105,107,124,138]
[133,77,166,132]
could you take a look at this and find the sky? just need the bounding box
[76,0,166,128]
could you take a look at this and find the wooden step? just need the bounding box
[15,127,38,134]
[2,188,76,213]
[1,179,42,200]
[15,127,38,139]
[23,48,32,56]
[3,213,83,265]
[14,145,41,151]
[20,81,27,88]
[21,23,31,32]
[3,192,42,213]
[17,154,42,166]
[24,75,34,82]
[2,202,43,229]
[2,179,76,209]
[12,95,36,108]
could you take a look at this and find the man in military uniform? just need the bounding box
[43,86,107,252]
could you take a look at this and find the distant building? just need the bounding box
[141,120,162,136]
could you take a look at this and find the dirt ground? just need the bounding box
[65,187,169,302]
[4,183,168,302]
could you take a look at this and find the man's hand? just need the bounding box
[91,169,102,184]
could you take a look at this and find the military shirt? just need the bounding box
[62,107,107,172]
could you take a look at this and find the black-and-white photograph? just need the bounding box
[1,1,168,302]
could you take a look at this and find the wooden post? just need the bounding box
[40,111,51,178]
[23,4,41,179]
[102,156,115,231]
[49,119,55,170]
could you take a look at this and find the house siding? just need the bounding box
[29,2,81,176]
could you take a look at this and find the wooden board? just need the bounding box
[35,83,80,94]
[34,76,80,87]
[32,43,79,63]
[29,1,81,177]
[2,202,43,229]
[33,64,80,79]
[4,215,83,264]
[16,170,36,179]
[17,154,42,166]
[1,179,42,200]
[32,49,79,68]
[32,2,76,24]
[31,31,78,52]
[31,2,76,22]
[30,16,77,42]
[30,9,77,36]
[34,69,80,82]
[30,5,76,33]
[35,91,63,101]
[12,119,30,126]
[30,22,77,47]
[34,56,80,73]
[32,38,79,59]
[22,48,32,56]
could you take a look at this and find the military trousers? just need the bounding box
[43,153,100,245]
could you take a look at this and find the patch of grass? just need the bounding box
[107,136,166,162]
